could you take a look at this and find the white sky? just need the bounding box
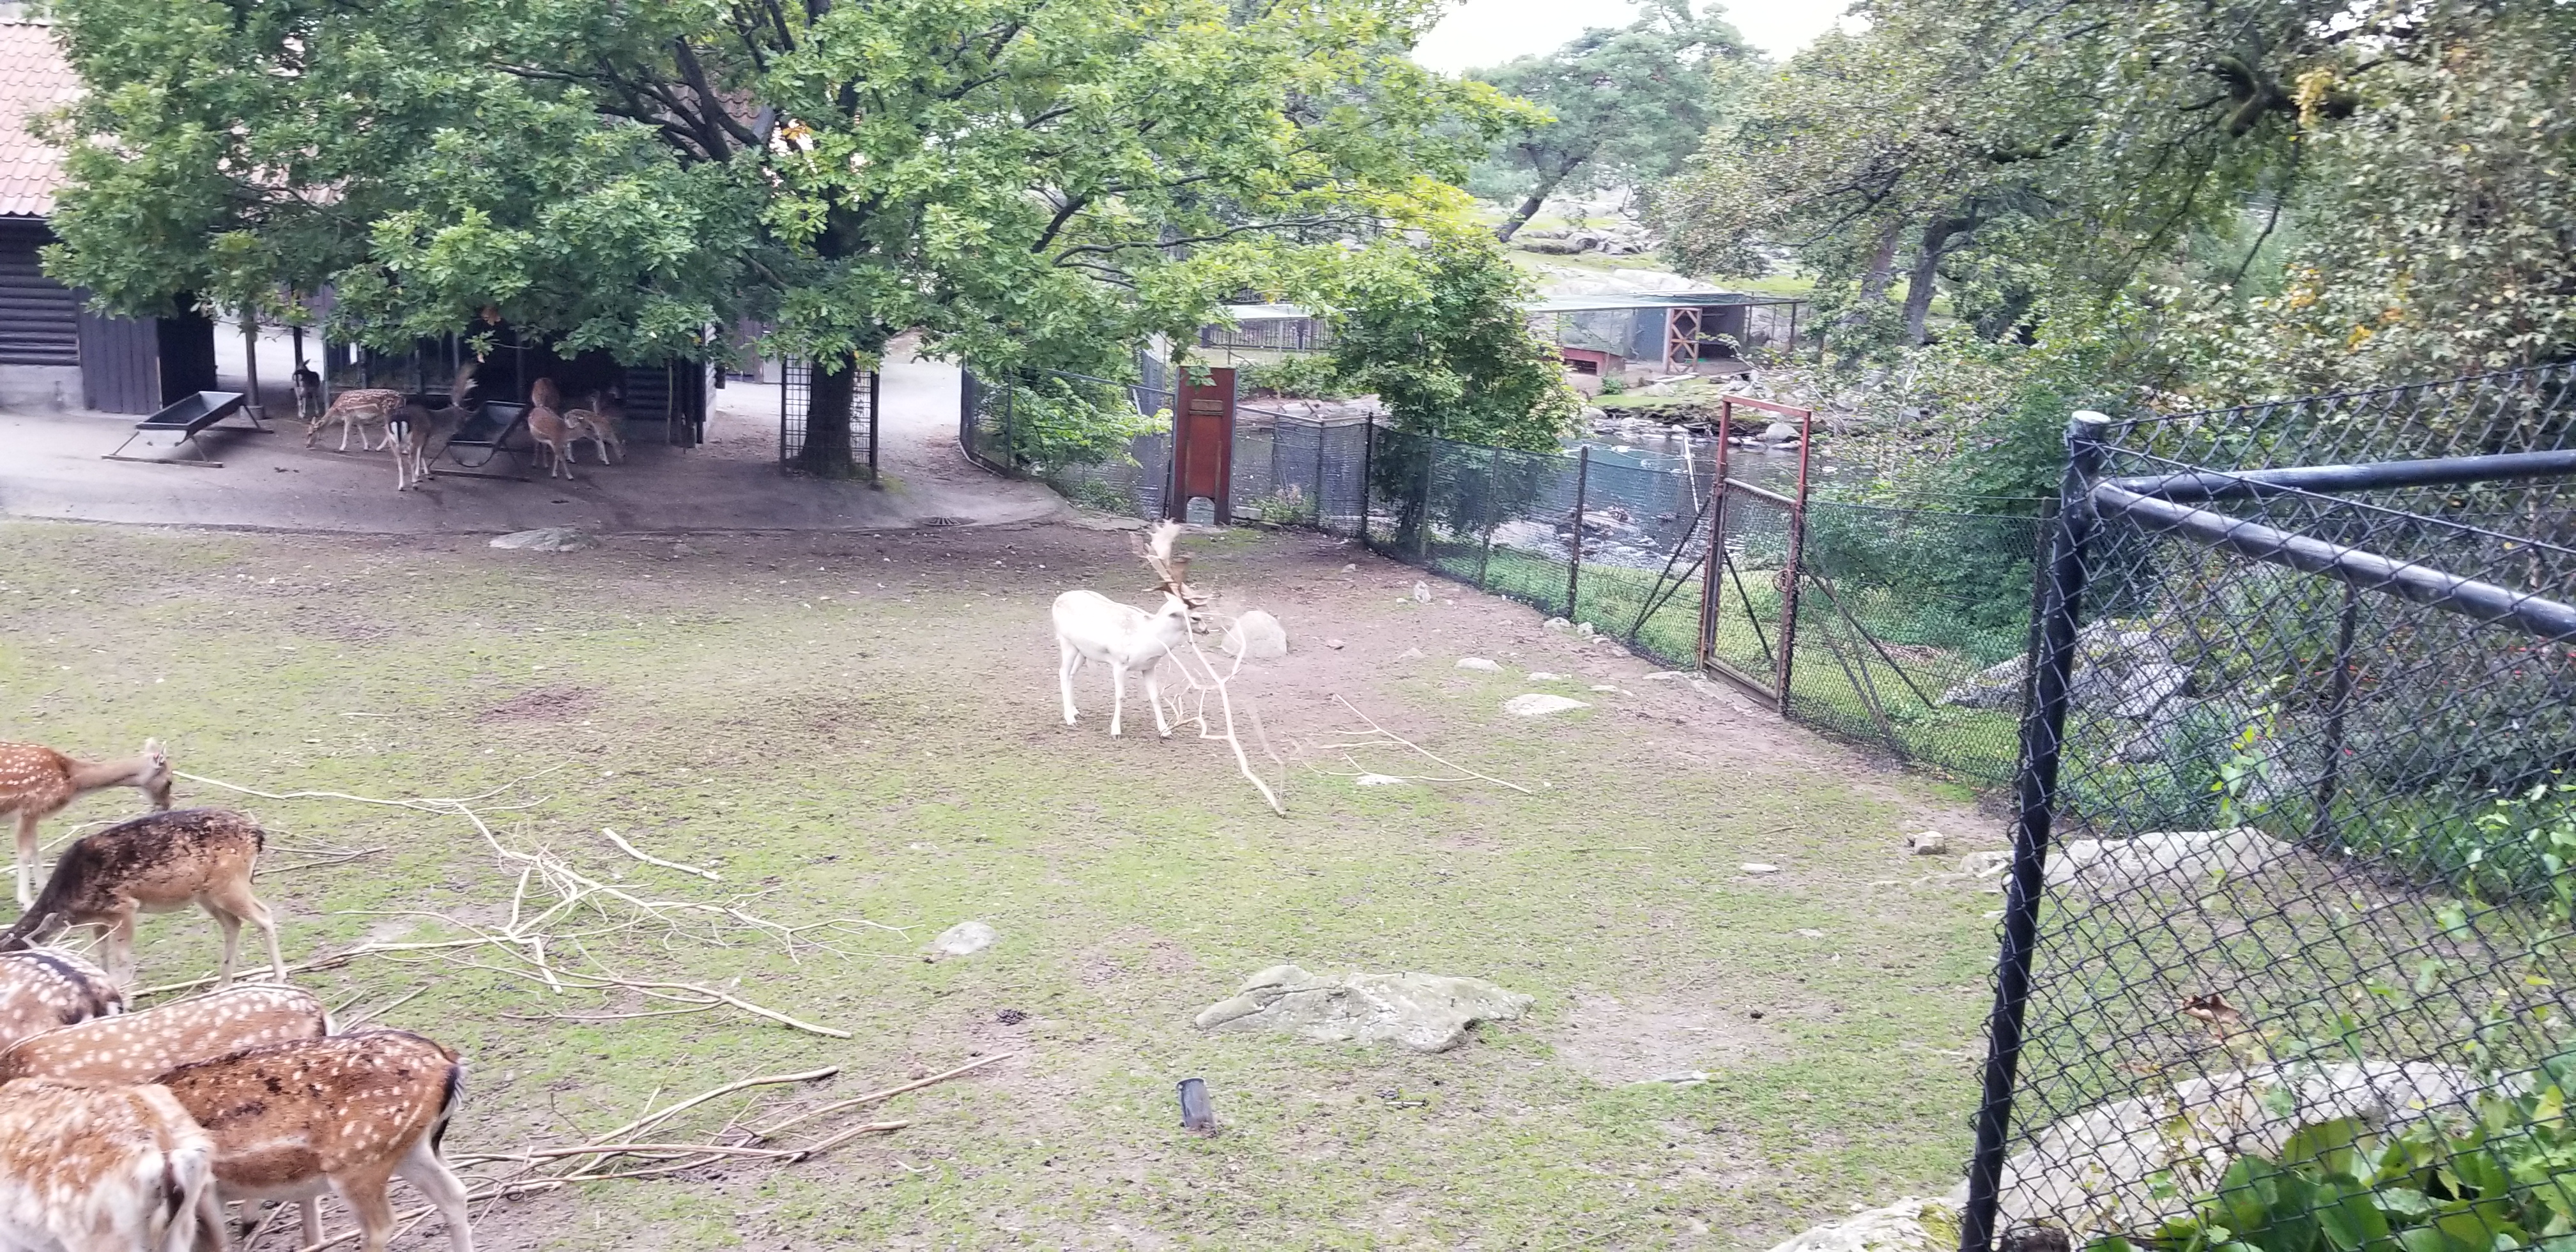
[1412,0,1852,73]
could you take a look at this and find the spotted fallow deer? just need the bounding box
[0,809,285,991]
[0,1077,221,1251]
[0,947,125,1053]
[305,387,403,453]
[157,1030,472,1252]
[0,738,174,908]
[1052,520,1208,737]
[0,984,327,1086]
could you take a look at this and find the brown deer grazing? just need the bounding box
[0,984,326,1085]
[0,739,174,908]
[0,1078,221,1251]
[157,1030,471,1252]
[0,809,285,991]
[0,948,124,1053]
[305,387,402,453]
[389,363,480,491]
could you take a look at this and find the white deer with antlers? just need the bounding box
[1053,521,1207,737]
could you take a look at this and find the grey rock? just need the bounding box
[1455,657,1502,673]
[1503,693,1589,717]
[1765,1196,1961,1252]
[2046,827,2293,890]
[1906,830,1949,857]
[1543,617,1572,632]
[1192,965,1532,1053]
[928,920,998,958]
[1740,862,1781,875]
[1412,580,1432,603]
[1574,622,1597,638]
[1959,850,2010,879]
[1222,610,1289,659]
[489,527,598,552]
[1996,1061,2485,1235]
[1759,422,1801,443]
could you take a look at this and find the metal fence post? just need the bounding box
[2309,582,2363,843]
[1772,418,1812,714]
[1314,420,1330,531]
[1959,411,2112,1252]
[1359,415,1376,550]
[1414,434,1436,562]
[1566,446,1591,619]
[1700,402,1735,669]
[868,368,882,481]
[1476,446,1504,589]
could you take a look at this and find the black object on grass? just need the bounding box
[1176,1078,1215,1135]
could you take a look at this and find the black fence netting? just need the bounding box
[962,368,2044,781]
[1964,363,2576,1252]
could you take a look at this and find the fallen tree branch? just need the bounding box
[601,827,719,882]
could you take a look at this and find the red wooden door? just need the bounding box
[1170,367,1235,523]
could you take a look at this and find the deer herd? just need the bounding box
[0,742,472,1251]
[296,363,624,492]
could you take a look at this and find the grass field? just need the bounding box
[0,517,2006,1249]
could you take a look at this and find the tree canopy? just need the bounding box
[1650,0,2576,494]
[41,0,1521,471]
[1464,0,1747,242]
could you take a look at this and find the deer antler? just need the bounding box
[1135,521,1206,607]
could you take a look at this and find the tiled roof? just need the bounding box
[0,21,77,218]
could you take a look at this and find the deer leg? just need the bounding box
[206,903,242,989]
[1147,657,1172,738]
[1109,664,1126,737]
[105,911,135,990]
[301,1199,325,1251]
[396,1136,476,1252]
[208,878,286,981]
[333,1169,399,1252]
[339,416,355,452]
[1057,643,1080,726]
[13,811,35,908]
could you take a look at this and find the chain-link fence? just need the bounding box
[1963,364,2576,1252]
[962,367,2043,782]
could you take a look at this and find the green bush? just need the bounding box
[2086,1051,2576,1252]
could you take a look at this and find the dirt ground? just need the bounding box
[0,515,2005,1250]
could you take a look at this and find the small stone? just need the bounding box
[1795,928,1826,938]
[995,1008,1029,1025]
[1325,638,1346,650]
[670,540,698,557]
[1907,830,1950,857]
[1741,862,1781,875]
[1354,774,1406,787]
[1589,684,1620,692]
[1412,580,1433,603]
[1574,622,1597,638]
[1397,646,1425,659]
[928,920,998,959]
[1456,657,1502,672]
[1340,563,1356,572]
[1960,850,2010,878]
[1528,671,1565,682]
[1543,617,1572,632]
[1503,694,1589,717]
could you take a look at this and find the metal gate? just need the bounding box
[1698,397,1814,710]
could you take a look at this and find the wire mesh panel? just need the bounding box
[1965,365,2576,1252]
[778,358,878,465]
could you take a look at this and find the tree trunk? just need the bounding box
[239,312,263,418]
[1504,178,1556,243]
[795,351,859,476]
[1901,215,1969,345]
[1848,219,1904,317]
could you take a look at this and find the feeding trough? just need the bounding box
[102,390,260,468]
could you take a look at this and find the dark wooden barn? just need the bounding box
[0,17,214,414]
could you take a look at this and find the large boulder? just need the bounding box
[1193,965,1532,1053]
[1994,1061,2485,1235]
[2045,827,2294,890]
[1766,1196,1961,1252]
[1222,610,1289,659]
[1937,620,2188,720]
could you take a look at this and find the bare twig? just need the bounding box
[749,1053,1014,1140]
[601,828,719,881]
[1317,695,1533,793]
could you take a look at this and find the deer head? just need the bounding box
[448,362,481,409]
[1136,521,1209,627]
[137,740,171,811]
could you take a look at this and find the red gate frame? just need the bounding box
[1167,366,1236,524]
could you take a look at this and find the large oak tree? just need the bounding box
[41,0,1511,474]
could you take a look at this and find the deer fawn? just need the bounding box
[305,388,402,453]
[525,401,576,479]
[157,1030,472,1252]
[1052,521,1207,737]
[0,738,174,908]
[389,363,480,491]
[565,390,624,464]
[0,984,326,1085]
[0,1078,220,1251]
[0,948,124,1053]
[0,809,286,991]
